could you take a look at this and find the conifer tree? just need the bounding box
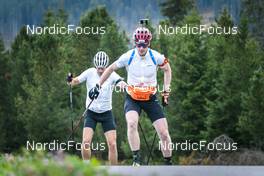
[239,66,264,149]
[168,10,208,142]
[160,0,194,25]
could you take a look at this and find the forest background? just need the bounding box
[0,0,263,165]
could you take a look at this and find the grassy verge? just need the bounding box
[0,149,116,176]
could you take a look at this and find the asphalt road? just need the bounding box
[106,166,264,176]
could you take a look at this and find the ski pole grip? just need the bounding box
[67,72,73,83]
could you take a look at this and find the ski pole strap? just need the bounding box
[115,78,124,86]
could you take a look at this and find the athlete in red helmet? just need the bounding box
[90,22,172,165]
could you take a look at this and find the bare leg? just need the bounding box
[104,130,118,165]
[153,118,172,158]
[81,127,94,160]
[126,111,140,151]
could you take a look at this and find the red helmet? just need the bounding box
[133,27,152,44]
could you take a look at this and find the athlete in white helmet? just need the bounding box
[90,22,173,165]
[67,51,127,165]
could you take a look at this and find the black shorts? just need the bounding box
[124,93,165,123]
[84,110,116,133]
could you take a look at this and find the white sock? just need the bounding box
[83,160,90,164]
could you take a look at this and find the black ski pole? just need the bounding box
[146,130,157,165]
[146,95,168,165]
[138,121,152,164]
[69,84,74,141]
[67,99,94,141]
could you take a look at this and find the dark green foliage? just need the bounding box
[241,0,264,47]
[0,35,10,151]
[160,0,194,25]
[204,8,240,140]
[15,10,72,142]
[1,1,264,165]
[216,8,234,28]
[0,29,32,152]
[204,9,263,144]
[73,6,114,71]
[166,10,208,142]
[238,57,264,149]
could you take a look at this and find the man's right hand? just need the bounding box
[67,73,73,83]
[89,84,101,100]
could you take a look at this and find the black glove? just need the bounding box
[89,84,101,100]
[67,73,73,83]
[161,91,169,107]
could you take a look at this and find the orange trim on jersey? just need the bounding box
[159,58,169,67]
[127,86,156,101]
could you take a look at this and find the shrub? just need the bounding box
[0,150,114,176]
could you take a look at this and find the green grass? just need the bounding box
[0,149,115,176]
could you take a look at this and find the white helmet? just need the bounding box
[93,51,109,68]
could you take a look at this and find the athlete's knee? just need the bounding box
[82,137,92,149]
[127,120,138,131]
[107,141,117,151]
[159,129,170,141]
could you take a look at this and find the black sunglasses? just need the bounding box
[136,43,148,48]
